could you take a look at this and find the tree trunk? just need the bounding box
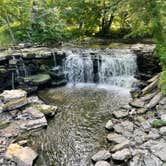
[4,11,16,45]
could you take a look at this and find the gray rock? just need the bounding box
[95,161,110,166]
[112,148,131,161]
[147,73,160,83]
[130,152,163,166]
[147,92,163,109]
[136,108,147,114]
[111,140,130,152]
[6,144,38,166]
[133,128,148,144]
[129,99,145,108]
[21,107,44,120]
[20,117,47,131]
[160,127,166,135]
[0,89,27,111]
[161,114,166,121]
[140,92,157,102]
[107,133,128,144]
[159,97,166,105]
[112,110,128,119]
[143,139,166,161]
[113,121,134,138]
[105,120,113,130]
[33,104,58,117]
[92,150,111,162]
[147,128,160,139]
[142,78,158,95]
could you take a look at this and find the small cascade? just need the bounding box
[64,51,93,84]
[63,48,137,88]
[19,57,28,77]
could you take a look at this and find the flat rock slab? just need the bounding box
[107,133,128,144]
[20,117,47,131]
[21,107,44,120]
[142,139,166,161]
[112,148,131,161]
[6,144,38,166]
[113,121,134,134]
[147,92,163,109]
[0,89,27,111]
[129,99,145,108]
[111,140,130,152]
[34,104,58,117]
[95,161,110,166]
[112,110,128,119]
[92,150,111,162]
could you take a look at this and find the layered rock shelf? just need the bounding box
[92,73,166,166]
[0,89,58,166]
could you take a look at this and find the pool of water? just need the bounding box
[30,85,131,166]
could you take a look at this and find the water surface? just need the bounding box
[30,85,131,166]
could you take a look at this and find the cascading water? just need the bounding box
[63,48,137,88]
[64,51,94,84]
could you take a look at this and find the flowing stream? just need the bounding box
[30,47,137,166]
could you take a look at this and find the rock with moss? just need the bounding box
[24,74,51,86]
[34,104,58,117]
[0,120,10,129]
[152,119,166,128]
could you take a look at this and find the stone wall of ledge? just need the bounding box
[131,44,161,80]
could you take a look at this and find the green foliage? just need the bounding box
[0,0,165,46]
[152,119,166,128]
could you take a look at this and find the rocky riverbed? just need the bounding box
[0,89,58,166]
[92,73,166,166]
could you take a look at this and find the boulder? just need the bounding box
[95,161,110,166]
[34,104,58,117]
[5,144,38,166]
[21,107,45,120]
[0,89,27,111]
[20,117,47,131]
[112,148,131,161]
[92,150,111,162]
[142,78,158,95]
[146,92,163,109]
[142,139,166,161]
[159,126,166,136]
[139,92,157,102]
[112,110,128,119]
[129,99,145,108]
[107,133,128,144]
[136,108,147,114]
[146,128,160,140]
[105,120,113,130]
[111,140,130,152]
[18,107,47,131]
[147,73,160,83]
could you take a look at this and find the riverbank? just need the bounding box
[92,73,166,166]
[0,90,59,166]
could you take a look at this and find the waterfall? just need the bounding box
[64,51,94,84]
[63,48,137,88]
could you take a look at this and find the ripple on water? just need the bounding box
[30,86,131,166]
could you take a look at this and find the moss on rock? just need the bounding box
[152,119,166,128]
[24,74,51,86]
[0,120,10,129]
